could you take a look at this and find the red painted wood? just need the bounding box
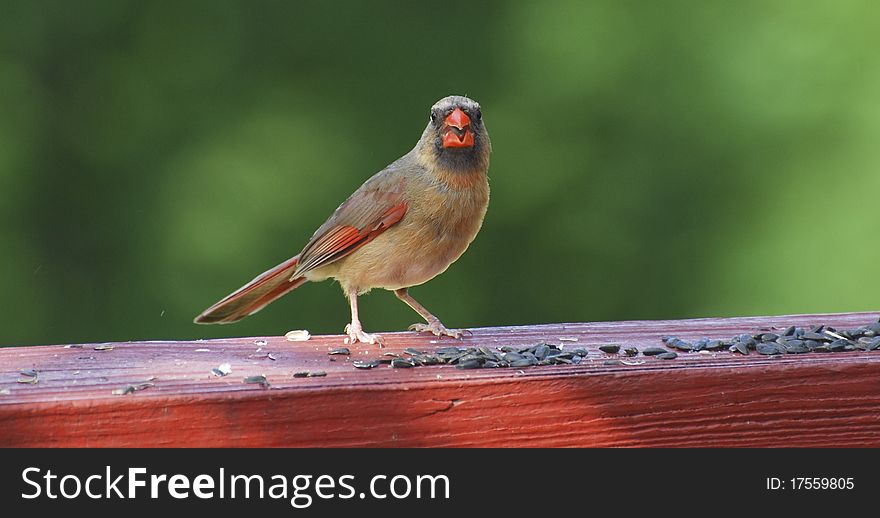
[1,312,879,447]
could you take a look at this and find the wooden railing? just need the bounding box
[2,312,879,447]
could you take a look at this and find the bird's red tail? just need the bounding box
[194,255,306,324]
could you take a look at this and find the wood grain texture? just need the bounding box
[2,312,879,447]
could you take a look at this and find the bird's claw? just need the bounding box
[409,321,467,339]
[344,323,384,347]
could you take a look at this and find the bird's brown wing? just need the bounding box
[293,174,408,277]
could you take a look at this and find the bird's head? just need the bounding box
[418,95,490,174]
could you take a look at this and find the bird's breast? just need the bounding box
[329,175,489,292]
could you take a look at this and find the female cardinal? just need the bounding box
[194,95,491,345]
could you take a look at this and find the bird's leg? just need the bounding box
[394,288,466,339]
[344,288,383,346]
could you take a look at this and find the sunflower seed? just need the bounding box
[294,370,327,378]
[353,359,380,369]
[455,359,482,369]
[757,344,783,355]
[657,352,678,360]
[534,344,550,360]
[328,348,351,356]
[212,363,232,377]
[285,330,311,341]
[112,382,154,395]
[244,375,270,388]
[642,347,668,356]
[599,345,621,354]
[666,339,693,351]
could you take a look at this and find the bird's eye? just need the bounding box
[475,109,482,121]
[430,111,437,123]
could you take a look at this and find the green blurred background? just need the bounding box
[1,0,878,346]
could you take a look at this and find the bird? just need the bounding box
[194,95,491,346]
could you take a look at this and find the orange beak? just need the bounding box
[442,107,475,148]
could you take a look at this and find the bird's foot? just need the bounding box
[344,322,384,346]
[409,321,468,339]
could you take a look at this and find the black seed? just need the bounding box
[244,375,270,388]
[391,358,416,368]
[502,352,524,362]
[623,347,639,357]
[293,371,310,378]
[705,340,724,351]
[403,347,424,356]
[455,359,482,369]
[761,333,779,341]
[353,360,380,369]
[802,332,829,341]
[784,342,809,354]
[812,345,832,353]
[308,371,327,377]
[571,356,583,364]
[604,359,623,366]
[756,344,781,355]
[572,348,588,357]
[447,352,470,364]
[782,326,796,337]
[733,342,749,355]
[599,345,621,354]
[328,348,350,355]
[510,358,537,367]
[667,339,693,351]
[534,344,550,360]
[483,361,500,368]
[657,352,677,360]
[830,342,848,352]
[437,346,464,355]
[642,347,667,356]
[427,355,444,365]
